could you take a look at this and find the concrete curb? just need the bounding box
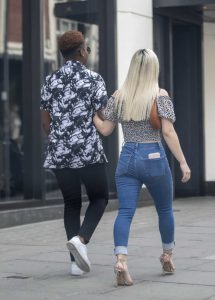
[0,189,153,228]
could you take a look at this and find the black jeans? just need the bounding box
[54,163,109,261]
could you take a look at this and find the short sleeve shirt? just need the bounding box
[103,95,176,143]
[40,60,108,168]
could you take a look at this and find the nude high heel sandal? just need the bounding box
[160,250,175,275]
[114,255,133,286]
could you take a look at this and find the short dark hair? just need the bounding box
[58,30,85,58]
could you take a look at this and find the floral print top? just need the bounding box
[104,95,176,143]
[40,60,108,168]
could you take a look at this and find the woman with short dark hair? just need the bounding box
[41,30,108,277]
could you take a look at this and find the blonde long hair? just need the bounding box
[114,49,160,121]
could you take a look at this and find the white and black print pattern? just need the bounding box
[104,95,176,143]
[41,60,108,168]
[157,95,176,123]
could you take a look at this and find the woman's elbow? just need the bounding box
[100,128,113,136]
[98,121,115,136]
[98,124,115,136]
[162,128,175,138]
[161,119,175,137]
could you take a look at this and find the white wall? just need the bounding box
[203,23,215,181]
[0,0,6,54]
[116,0,153,151]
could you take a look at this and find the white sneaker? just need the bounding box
[67,236,91,273]
[70,262,85,276]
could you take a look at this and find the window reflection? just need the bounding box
[0,0,23,199]
[0,0,100,200]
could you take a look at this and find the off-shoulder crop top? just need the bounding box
[103,95,176,143]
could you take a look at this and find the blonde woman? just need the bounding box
[93,49,191,286]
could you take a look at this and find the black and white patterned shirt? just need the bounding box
[104,95,176,143]
[40,60,108,168]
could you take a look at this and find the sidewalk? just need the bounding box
[1,196,215,300]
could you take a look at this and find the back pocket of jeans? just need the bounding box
[145,157,165,177]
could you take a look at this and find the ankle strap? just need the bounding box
[163,249,173,255]
[117,257,127,262]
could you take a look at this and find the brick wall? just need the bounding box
[8,0,50,43]
[8,0,22,43]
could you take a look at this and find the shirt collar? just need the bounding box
[65,60,86,70]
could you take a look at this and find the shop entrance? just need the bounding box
[153,2,209,196]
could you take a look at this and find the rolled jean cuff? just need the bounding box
[162,241,175,251]
[114,246,128,255]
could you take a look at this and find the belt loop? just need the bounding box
[158,141,162,151]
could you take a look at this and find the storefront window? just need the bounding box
[0,0,23,200]
[0,0,116,203]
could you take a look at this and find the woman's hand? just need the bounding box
[161,118,191,184]
[93,113,116,136]
[180,161,191,183]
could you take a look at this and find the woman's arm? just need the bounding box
[93,113,116,136]
[161,118,191,183]
[41,110,51,135]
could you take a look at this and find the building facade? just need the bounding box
[0,0,214,211]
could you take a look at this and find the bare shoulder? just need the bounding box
[159,89,169,97]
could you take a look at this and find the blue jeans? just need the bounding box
[114,142,174,255]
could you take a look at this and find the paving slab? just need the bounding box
[0,196,215,300]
